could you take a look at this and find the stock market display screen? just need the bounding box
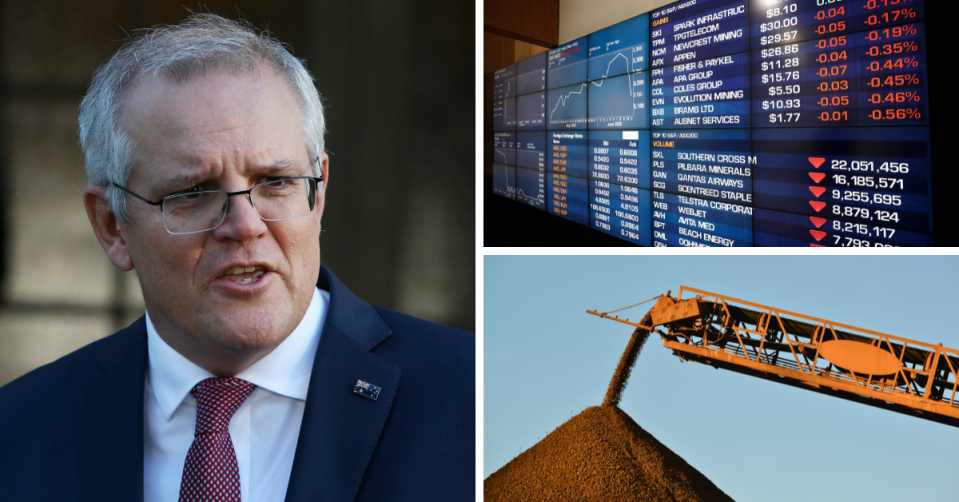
[491,0,935,247]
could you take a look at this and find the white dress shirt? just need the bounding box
[143,287,329,502]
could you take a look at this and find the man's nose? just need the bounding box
[212,192,268,241]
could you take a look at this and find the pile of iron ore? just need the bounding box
[485,405,733,501]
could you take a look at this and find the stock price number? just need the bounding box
[762,71,799,83]
[761,58,799,71]
[865,26,917,42]
[817,64,847,77]
[867,75,921,89]
[831,174,905,189]
[816,35,847,49]
[832,236,897,247]
[762,99,801,110]
[769,112,801,123]
[760,17,798,33]
[761,31,798,46]
[814,6,845,20]
[830,159,909,174]
[866,42,919,57]
[832,220,898,240]
[831,204,900,223]
[817,80,848,91]
[818,111,847,122]
[815,50,847,63]
[766,3,797,18]
[815,21,846,35]
[865,9,917,26]
[831,189,902,206]
[817,95,848,106]
[760,45,799,58]
[768,84,800,96]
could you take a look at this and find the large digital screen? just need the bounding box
[491,0,935,247]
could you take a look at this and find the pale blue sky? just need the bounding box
[485,255,959,502]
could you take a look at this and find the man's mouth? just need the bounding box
[218,265,267,285]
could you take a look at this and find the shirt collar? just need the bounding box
[146,287,329,421]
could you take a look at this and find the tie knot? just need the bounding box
[190,377,256,435]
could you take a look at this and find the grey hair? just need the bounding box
[78,13,325,222]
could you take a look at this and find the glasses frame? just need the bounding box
[112,163,324,235]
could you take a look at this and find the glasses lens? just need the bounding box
[162,191,228,234]
[251,178,315,221]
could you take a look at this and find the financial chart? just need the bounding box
[492,0,936,247]
[517,52,547,96]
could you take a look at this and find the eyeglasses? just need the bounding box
[113,173,324,235]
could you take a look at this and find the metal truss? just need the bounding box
[589,286,959,428]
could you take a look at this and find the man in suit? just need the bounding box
[0,14,474,502]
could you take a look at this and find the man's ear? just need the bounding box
[314,152,329,223]
[83,185,134,271]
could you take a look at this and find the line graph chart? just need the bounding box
[588,69,648,129]
[492,163,516,200]
[547,52,648,130]
[586,13,648,81]
[493,64,515,100]
[547,83,588,130]
[515,167,546,210]
[493,98,517,131]
[493,132,516,166]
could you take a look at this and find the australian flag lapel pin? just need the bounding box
[354,379,381,401]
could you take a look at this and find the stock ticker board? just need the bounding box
[492,0,938,247]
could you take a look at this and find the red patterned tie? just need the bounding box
[179,377,257,502]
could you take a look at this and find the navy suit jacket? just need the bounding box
[0,266,475,501]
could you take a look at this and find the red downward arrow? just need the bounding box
[809,172,826,183]
[809,186,826,197]
[810,243,825,247]
[809,230,827,242]
[808,157,826,168]
[809,201,827,212]
[809,217,826,228]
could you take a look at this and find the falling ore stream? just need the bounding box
[603,312,653,408]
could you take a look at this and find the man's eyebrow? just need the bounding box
[256,159,301,175]
[150,159,305,195]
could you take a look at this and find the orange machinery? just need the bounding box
[588,286,959,428]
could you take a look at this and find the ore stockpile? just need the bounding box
[485,313,734,501]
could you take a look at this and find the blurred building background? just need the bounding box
[0,0,475,387]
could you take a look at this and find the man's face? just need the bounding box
[115,68,326,363]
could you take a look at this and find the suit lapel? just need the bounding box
[285,267,401,502]
[75,317,148,502]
